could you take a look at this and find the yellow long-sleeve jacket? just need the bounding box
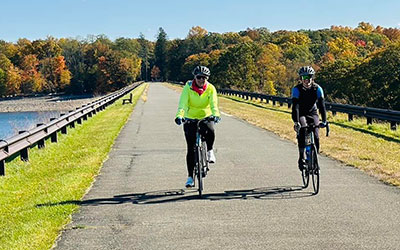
[176,80,220,119]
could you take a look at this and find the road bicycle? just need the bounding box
[299,122,329,195]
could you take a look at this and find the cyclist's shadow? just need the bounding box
[113,185,312,205]
[36,186,314,208]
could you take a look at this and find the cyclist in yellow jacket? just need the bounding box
[175,66,221,187]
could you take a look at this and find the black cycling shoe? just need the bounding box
[298,159,307,172]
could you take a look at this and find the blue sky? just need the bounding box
[1,0,400,42]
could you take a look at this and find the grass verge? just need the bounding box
[0,83,147,250]
[165,83,400,187]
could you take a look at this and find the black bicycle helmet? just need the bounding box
[298,66,315,76]
[192,66,211,77]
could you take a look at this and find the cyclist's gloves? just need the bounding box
[320,121,328,127]
[175,117,183,125]
[213,116,221,124]
[294,122,301,133]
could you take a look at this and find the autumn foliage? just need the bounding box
[1,22,399,110]
[0,36,142,95]
[153,23,400,110]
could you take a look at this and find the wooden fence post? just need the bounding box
[50,118,58,143]
[37,124,45,149]
[19,131,29,161]
[0,160,4,176]
[390,122,397,130]
[348,114,353,121]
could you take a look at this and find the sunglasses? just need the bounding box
[196,75,207,80]
[301,75,312,80]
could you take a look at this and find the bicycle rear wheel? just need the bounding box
[196,146,203,197]
[311,146,320,194]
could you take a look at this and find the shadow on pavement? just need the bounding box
[36,185,313,207]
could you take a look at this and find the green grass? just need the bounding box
[0,83,147,250]
[219,94,400,187]
[166,83,400,187]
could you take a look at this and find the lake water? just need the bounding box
[0,111,64,140]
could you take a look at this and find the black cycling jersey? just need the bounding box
[291,83,327,123]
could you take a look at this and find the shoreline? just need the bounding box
[0,94,102,113]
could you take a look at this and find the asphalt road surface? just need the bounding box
[53,83,400,250]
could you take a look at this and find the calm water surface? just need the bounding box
[0,111,64,140]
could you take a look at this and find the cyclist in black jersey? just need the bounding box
[291,66,327,171]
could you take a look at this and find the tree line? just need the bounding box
[0,35,149,95]
[1,22,399,110]
[152,23,400,110]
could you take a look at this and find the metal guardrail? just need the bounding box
[218,89,400,130]
[0,81,143,176]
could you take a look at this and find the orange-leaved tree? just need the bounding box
[20,54,45,93]
[40,55,71,93]
[151,65,161,80]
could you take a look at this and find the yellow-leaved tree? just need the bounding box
[256,43,287,95]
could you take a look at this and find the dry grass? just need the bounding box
[165,82,400,187]
[141,84,150,102]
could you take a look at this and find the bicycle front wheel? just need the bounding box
[302,147,310,188]
[311,146,320,194]
[196,146,203,197]
[201,141,208,176]
[302,167,310,188]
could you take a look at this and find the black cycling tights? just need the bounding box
[298,114,320,152]
[184,120,215,178]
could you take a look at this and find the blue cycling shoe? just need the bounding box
[185,177,194,188]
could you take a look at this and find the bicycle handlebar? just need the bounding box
[182,116,217,124]
[300,121,330,137]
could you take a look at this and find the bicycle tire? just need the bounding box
[193,149,197,188]
[311,146,320,194]
[302,167,310,188]
[201,141,208,177]
[196,146,203,197]
[302,147,310,188]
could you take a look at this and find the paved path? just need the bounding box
[54,83,400,250]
